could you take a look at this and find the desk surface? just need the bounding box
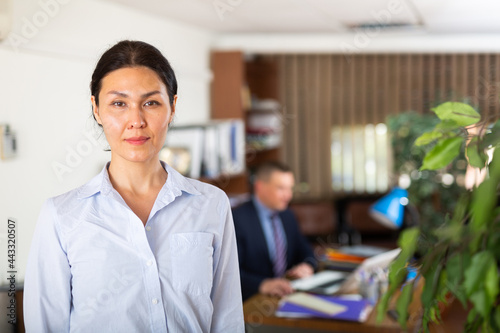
[243,293,468,333]
[243,294,411,333]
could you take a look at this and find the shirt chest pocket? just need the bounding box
[170,232,214,295]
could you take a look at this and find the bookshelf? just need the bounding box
[211,51,282,195]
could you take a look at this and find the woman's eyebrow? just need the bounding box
[107,90,128,97]
[106,91,161,98]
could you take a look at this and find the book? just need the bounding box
[275,292,373,322]
[321,259,360,272]
[338,245,391,258]
[321,246,393,272]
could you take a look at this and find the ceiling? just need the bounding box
[104,0,500,34]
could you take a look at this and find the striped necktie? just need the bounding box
[270,213,287,277]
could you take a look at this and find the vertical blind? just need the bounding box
[263,53,500,200]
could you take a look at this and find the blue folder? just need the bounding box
[275,295,373,322]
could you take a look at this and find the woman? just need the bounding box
[24,40,244,332]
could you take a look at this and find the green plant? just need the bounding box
[387,112,467,231]
[378,102,500,332]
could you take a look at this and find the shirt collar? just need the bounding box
[252,195,277,218]
[77,161,201,200]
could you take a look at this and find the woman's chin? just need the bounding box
[113,152,158,164]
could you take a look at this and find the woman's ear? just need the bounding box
[169,95,178,124]
[91,96,102,125]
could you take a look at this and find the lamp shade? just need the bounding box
[369,187,408,229]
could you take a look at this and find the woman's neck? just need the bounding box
[107,157,168,196]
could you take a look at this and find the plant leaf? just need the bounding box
[484,262,499,307]
[487,228,500,258]
[415,131,443,146]
[431,102,480,126]
[420,137,463,170]
[488,148,500,179]
[421,260,442,310]
[466,137,488,168]
[470,290,490,318]
[464,251,496,296]
[433,224,463,244]
[377,228,419,323]
[398,227,420,254]
[470,178,496,231]
[376,263,408,322]
[450,193,471,226]
[421,309,431,333]
[445,254,467,306]
[466,308,482,332]
[435,119,460,130]
[430,306,438,323]
[493,307,500,332]
[480,130,500,151]
[469,150,500,230]
[396,281,414,328]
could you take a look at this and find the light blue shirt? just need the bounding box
[252,196,288,263]
[24,162,244,333]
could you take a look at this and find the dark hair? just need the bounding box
[90,40,177,112]
[254,161,292,182]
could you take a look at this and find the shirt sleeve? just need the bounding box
[210,195,245,333]
[24,198,72,333]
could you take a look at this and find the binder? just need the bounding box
[275,292,373,322]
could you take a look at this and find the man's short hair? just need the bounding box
[254,161,292,182]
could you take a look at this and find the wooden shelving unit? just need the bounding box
[210,51,281,195]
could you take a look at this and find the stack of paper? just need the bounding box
[291,271,348,295]
[246,99,283,151]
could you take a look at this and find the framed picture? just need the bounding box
[159,146,191,176]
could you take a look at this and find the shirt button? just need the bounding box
[152,298,158,305]
[145,226,152,231]
[146,260,153,266]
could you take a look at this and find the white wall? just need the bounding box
[0,0,214,282]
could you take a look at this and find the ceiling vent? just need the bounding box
[347,22,422,32]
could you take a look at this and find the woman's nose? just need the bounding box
[128,105,146,129]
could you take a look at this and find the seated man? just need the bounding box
[233,161,317,301]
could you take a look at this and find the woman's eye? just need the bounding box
[144,101,160,107]
[112,101,125,107]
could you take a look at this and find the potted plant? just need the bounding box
[377,102,500,332]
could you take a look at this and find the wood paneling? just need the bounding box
[211,51,245,119]
[260,53,500,200]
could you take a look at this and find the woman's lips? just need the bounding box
[125,136,150,145]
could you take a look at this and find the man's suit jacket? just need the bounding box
[232,200,317,301]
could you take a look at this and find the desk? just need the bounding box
[243,293,468,333]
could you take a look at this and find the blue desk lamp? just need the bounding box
[369,187,409,229]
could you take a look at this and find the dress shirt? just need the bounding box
[252,196,288,263]
[24,161,244,333]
